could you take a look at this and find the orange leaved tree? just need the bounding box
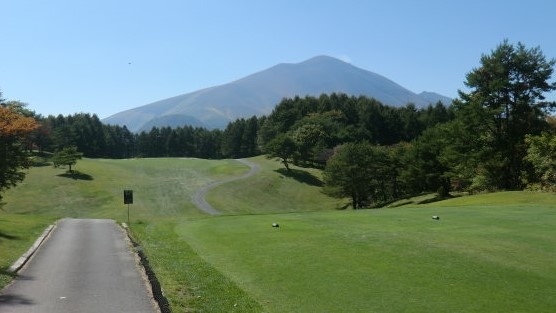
[0,101,39,199]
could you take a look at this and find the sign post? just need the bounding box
[124,190,133,225]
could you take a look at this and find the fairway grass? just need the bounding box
[2,158,556,312]
[1,158,248,219]
[177,204,556,312]
[207,156,344,214]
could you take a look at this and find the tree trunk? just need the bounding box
[351,193,357,209]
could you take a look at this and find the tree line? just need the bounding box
[30,113,258,159]
[16,93,451,162]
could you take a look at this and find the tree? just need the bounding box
[453,40,556,190]
[323,142,378,209]
[401,124,453,196]
[524,132,556,191]
[264,133,297,171]
[291,123,326,165]
[52,146,83,173]
[0,100,39,198]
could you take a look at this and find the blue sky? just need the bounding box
[1,0,555,119]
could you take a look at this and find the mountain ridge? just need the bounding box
[103,55,451,131]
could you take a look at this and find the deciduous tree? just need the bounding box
[264,133,297,171]
[524,132,556,191]
[0,97,39,198]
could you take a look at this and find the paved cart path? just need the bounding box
[0,219,157,313]
[193,158,260,215]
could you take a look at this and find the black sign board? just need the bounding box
[124,190,133,204]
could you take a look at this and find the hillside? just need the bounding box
[102,56,451,131]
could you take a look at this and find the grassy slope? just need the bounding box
[2,158,556,312]
[206,156,344,214]
[2,158,247,219]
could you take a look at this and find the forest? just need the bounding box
[2,41,556,208]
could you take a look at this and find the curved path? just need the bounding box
[0,219,158,313]
[192,159,260,215]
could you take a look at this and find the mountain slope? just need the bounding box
[103,56,451,131]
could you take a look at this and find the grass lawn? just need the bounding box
[176,196,556,312]
[207,156,344,214]
[2,157,556,312]
[1,157,248,219]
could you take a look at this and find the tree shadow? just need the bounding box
[0,231,19,240]
[0,294,35,306]
[275,168,323,187]
[57,170,94,181]
[417,193,460,205]
[335,203,351,210]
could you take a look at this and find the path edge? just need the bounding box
[8,222,57,273]
[121,222,171,313]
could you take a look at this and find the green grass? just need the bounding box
[177,202,556,312]
[2,158,556,312]
[207,156,344,214]
[2,158,247,219]
[130,220,263,312]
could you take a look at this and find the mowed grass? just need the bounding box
[1,157,247,219]
[178,194,556,312]
[207,156,344,214]
[2,157,556,312]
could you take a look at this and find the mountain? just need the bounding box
[103,55,452,131]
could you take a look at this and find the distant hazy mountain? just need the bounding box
[103,56,451,131]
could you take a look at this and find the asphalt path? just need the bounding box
[192,158,260,215]
[0,219,158,313]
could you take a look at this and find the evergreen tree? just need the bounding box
[323,142,382,209]
[453,40,556,190]
[52,146,83,173]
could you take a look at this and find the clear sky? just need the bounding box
[1,0,555,119]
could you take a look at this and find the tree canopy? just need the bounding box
[452,40,556,190]
[0,97,39,198]
[52,146,83,173]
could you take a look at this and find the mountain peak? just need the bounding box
[302,55,347,63]
[103,56,451,131]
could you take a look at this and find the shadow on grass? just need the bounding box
[275,168,323,187]
[0,231,19,240]
[335,203,351,210]
[30,152,52,167]
[417,193,461,205]
[57,170,94,181]
[32,161,51,167]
